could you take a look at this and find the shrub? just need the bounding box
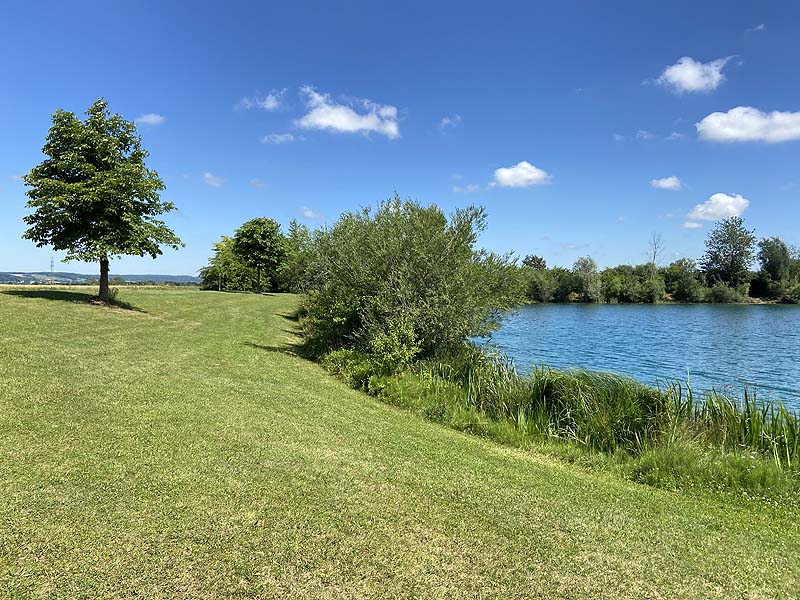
[301,195,525,358]
[368,318,421,376]
[709,283,742,304]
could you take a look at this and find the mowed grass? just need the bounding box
[1,287,798,599]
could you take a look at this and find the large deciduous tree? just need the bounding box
[22,98,182,302]
[699,217,756,288]
[232,217,288,293]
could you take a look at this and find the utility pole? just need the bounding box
[50,256,54,284]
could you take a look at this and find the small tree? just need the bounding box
[647,232,664,277]
[758,237,791,282]
[199,235,255,291]
[276,219,312,293]
[699,217,756,287]
[22,98,182,301]
[664,258,704,302]
[232,217,288,293]
[572,256,601,303]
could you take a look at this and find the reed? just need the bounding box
[417,348,800,468]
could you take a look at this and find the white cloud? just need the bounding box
[492,161,552,188]
[302,206,323,219]
[613,133,625,142]
[636,130,655,140]
[203,172,223,188]
[655,56,732,93]
[651,176,683,191]
[453,183,479,193]
[665,132,684,141]
[746,23,766,33]
[696,106,800,143]
[238,89,286,111]
[438,114,462,130]
[135,113,165,125]
[687,192,749,222]
[261,133,298,144]
[683,221,704,229]
[296,86,399,139]
[250,178,266,189]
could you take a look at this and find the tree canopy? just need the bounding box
[22,98,182,301]
[232,217,288,293]
[699,217,756,288]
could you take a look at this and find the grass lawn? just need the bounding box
[1,287,798,598]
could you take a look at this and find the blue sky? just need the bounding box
[1,1,798,275]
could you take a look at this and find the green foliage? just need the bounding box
[709,282,744,304]
[751,237,800,302]
[22,98,182,299]
[522,254,547,270]
[275,220,312,293]
[664,258,705,302]
[571,256,601,303]
[525,268,558,302]
[700,216,757,287]
[368,319,421,376]
[323,339,800,497]
[629,439,795,496]
[232,217,288,292]
[199,235,256,291]
[302,195,525,357]
[600,264,666,303]
[551,267,576,302]
[758,237,792,282]
[321,348,376,390]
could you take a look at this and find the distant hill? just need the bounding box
[0,271,200,284]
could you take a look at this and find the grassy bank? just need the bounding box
[326,347,800,500]
[1,287,799,598]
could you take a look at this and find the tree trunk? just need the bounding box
[256,265,261,294]
[99,256,110,302]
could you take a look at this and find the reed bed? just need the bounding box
[419,349,800,469]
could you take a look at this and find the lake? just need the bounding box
[483,304,800,409]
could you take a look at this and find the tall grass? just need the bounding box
[420,348,800,468]
[670,384,799,469]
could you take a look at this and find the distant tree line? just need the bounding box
[203,213,799,305]
[522,217,800,304]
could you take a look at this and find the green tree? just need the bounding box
[522,254,547,270]
[22,98,182,302]
[664,259,704,302]
[572,256,601,303]
[551,267,576,302]
[526,268,557,302]
[232,217,288,293]
[199,235,255,291]
[758,237,791,281]
[699,217,756,288]
[276,219,312,293]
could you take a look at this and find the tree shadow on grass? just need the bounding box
[243,336,315,359]
[1,289,146,312]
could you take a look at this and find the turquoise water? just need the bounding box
[483,304,800,409]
